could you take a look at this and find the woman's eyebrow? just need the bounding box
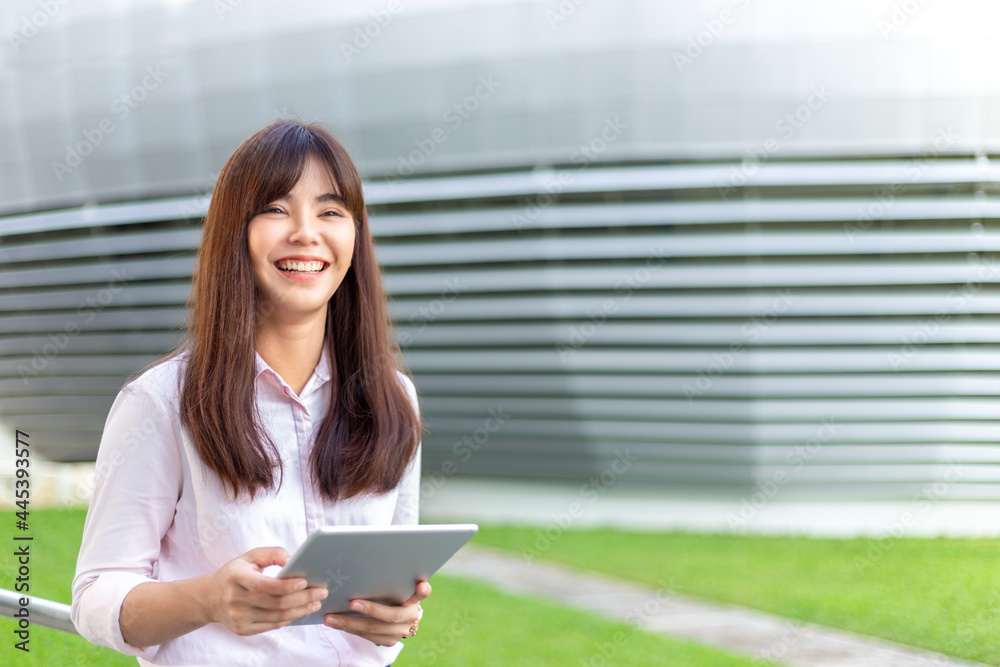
[274,192,345,204]
[315,192,345,205]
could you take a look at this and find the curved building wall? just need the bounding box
[4,154,1000,498]
[3,0,1000,214]
[2,0,1000,498]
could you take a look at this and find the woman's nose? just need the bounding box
[288,211,321,243]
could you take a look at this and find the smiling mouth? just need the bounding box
[275,259,328,274]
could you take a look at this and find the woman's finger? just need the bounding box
[244,585,327,612]
[227,555,307,598]
[252,597,326,625]
[400,580,432,606]
[238,573,309,599]
[325,611,411,637]
[344,597,421,625]
[349,579,430,622]
[242,546,292,570]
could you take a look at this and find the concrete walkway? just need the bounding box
[422,478,1000,537]
[441,544,988,667]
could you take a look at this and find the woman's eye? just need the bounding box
[262,206,283,214]
[322,210,346,217]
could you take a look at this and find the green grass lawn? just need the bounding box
[472,525,1000,666]
[1,510,135,667]
[0,509,773,667]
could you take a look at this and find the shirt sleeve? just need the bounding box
[71,378,183,655]
[391,373,421,526]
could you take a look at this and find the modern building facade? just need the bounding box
[3,0,1000,497]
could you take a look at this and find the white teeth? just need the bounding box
[276,260,326,272]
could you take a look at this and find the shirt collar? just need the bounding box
[254,343,332,386]
[313,344,332,383]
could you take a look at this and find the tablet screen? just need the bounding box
[277,523,478,625]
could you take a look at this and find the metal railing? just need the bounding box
[0,588,78,635]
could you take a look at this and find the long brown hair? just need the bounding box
[179,119,419,501]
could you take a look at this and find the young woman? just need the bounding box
[72,120,427,666]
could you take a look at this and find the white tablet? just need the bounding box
[277,523,478,625]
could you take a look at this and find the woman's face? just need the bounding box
[247,155,356,325]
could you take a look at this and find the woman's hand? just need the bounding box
[205,546,329,636]
[323,580,431,647]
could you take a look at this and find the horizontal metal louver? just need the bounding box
[1,156,999,497]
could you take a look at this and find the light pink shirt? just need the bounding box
[71,346,421,666]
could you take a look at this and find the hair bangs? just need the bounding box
[244,123,365,225]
